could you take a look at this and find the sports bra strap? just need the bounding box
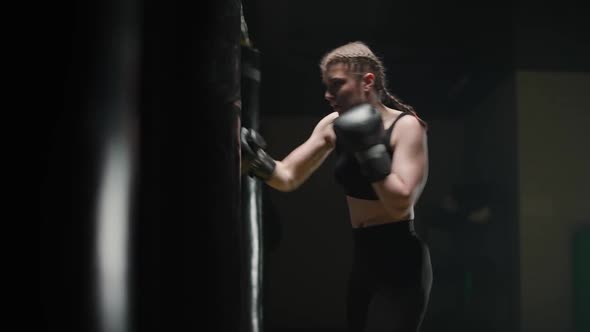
[385,111,412,137]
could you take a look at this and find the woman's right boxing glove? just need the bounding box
[240,127,276,181]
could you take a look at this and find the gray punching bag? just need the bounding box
[240,10,264,332]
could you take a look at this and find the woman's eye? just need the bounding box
[329,81,344,91]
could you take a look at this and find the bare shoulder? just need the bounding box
[312,111,339,145]
[312,111,339,135]
[390,114,427,146]
[317,111,340,127]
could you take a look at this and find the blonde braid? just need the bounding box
[383,89,413,113]
[383,89,427,128]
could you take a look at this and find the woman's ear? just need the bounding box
[362,73,375,91]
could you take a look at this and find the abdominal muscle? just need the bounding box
[346,195,414,228]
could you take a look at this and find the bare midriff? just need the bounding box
[346,195,413,228]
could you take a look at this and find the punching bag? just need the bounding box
[133,0,242,331]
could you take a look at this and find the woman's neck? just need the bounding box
[367,92,388,113]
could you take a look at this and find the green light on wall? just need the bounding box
[573,224,590,332]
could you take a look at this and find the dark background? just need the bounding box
[40,0,589,331]
[240,2,589,331]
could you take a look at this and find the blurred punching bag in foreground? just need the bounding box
[133,0,243,331]
[42,0,243,331]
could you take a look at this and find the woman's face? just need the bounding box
[323,63,367,113]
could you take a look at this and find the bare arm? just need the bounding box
[266,112,339,192]
[372,115,428,215]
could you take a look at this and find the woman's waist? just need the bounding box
[347,196,414,228]
[352,218,416,236]
[351,220,424,271]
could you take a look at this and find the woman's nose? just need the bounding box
[324,90,334,102]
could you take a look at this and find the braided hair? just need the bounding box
[319,41,426,128]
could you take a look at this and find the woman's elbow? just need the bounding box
[384,196,412,217]
[272,179,298,192]
[267,167,299,192]
[388,189,413,211]
[395,195,412,211]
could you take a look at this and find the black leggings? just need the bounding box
[347,220,432,332]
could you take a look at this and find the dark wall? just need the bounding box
[516,72,590,332]
[242,0,514,119]
[239,1,517,330]
[261,116,350,328]
[513,0,590,72]
[242,1,587,331]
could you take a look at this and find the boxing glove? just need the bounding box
[332,103,391,182]
[241,127,276,181]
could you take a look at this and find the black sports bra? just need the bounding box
[333,112,412,200]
